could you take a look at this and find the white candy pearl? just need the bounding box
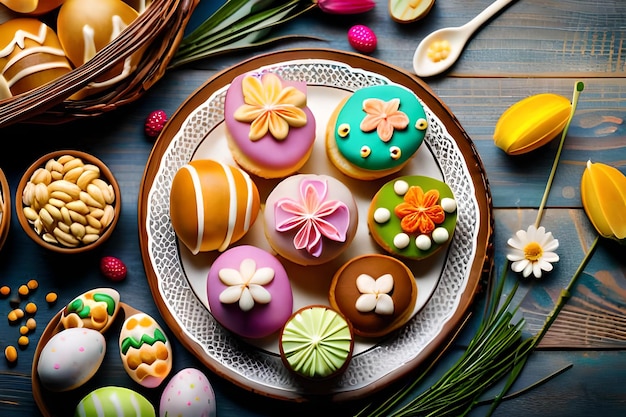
[394,180,409,196]
[393,233,410,249]
[432,227,450,244]
[441,197,457,213]
[415,234,432,250]
[374,207,391,223]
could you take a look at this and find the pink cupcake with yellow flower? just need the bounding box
[224,71,316,179]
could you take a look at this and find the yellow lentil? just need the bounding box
[19,325,29,335]
[18,284,29,297]
[8,309,24,323]
[4,345,17,362]
[26,317,36,331]
[45,292,58,304]
[27,279,39,290]
[25,302,37,315]
[0,285,10,297]
[18,336,29,347]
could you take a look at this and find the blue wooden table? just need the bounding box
[1,0,625,416]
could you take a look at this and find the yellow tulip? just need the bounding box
[494,93,572,155]
[581,160,626,243]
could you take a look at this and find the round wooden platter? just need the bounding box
[138,48,494,402]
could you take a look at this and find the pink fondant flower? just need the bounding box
[315,0,376,14]
[360,98,409,142]
[274,179,349,257]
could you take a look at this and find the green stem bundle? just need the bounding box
[169,0,317,69]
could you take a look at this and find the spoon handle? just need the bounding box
[463,0,517,33]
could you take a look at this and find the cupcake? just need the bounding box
[207,245,293,339]
[325,84,428,180]
[368,175,457,261]
[224,71,316,178]
[279,305,353,380]
[263,174,358,266]
[329,254,417,338]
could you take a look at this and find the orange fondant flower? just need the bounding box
[360,98,409,142]
[234,73,307,141]
[394,186,445,234]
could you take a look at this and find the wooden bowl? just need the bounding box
[0,167,11,252]
[15,150,121,254]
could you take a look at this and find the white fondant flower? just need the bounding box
[506,225,559,279]
[218,258,274,311]
[355,273,394,315]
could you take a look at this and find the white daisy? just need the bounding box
[218,258,274,311]
[506,225,559,278]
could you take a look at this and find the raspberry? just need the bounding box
[347,25,377,54]
[144,110,168,138]
[100,256,127,281]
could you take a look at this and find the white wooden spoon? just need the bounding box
[412,0,517,77]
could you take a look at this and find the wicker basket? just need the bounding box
[0,0,198,128]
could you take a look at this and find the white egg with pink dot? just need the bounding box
[160,367,216,417]
[37,327,106,392]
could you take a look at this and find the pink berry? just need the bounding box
[144,110,168,138]
[100,256,127,281]
[348,25,377,54]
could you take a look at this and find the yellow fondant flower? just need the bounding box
[360,98,409,142]
[394,186,445,234]
[493,93,573,155]
[506,225,559,279]
[581,160,626,243]
[234,73,307,141]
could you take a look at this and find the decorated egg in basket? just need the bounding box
[0,0,65,15]
[0,18,72,99]
[56,0,144,98]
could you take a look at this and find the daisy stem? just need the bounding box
[534,81,585,228]
[531,235,599,346]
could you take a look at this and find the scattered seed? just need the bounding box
[8,309,24,323]
[45,292,58,304]
[26,317,36,331]
[25,302,37,315]
[27,279,39,290]
[19,325,29,335]
[0,286,10,297]
[4,345,17,362]
[18,285,29,297]
[18,336,29,348]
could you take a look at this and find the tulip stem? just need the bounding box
[535,81,585,228]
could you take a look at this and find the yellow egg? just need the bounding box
[0,18,72,99]
[56,0,143,98]
[0,0,64,15]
